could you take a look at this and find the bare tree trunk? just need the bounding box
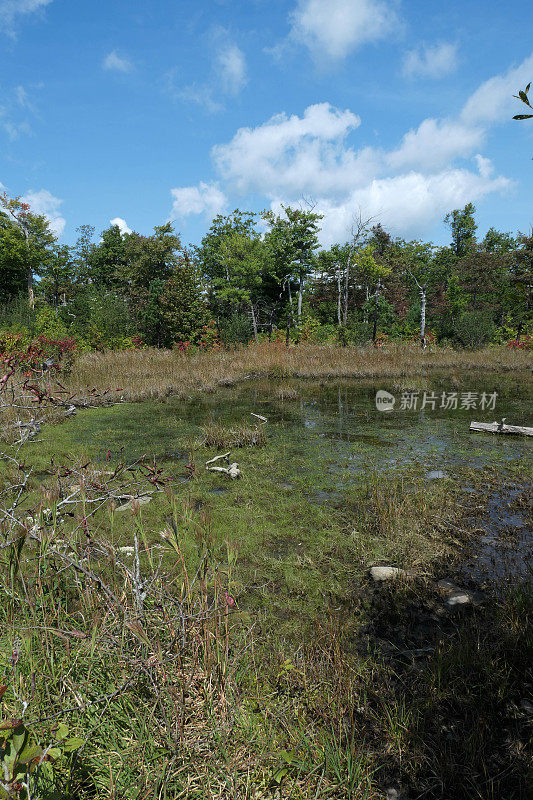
[23,226,34,310]
[250,302,258,342]
[420,285,427,349]
[297,272,303,320]
[372,278,381,343]
[337,268,342,327]
[343,246,354,325]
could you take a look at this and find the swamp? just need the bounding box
[0,349,531,799]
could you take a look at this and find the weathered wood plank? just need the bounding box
[470,421,533,437]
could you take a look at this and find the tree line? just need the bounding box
[1,191,532,350]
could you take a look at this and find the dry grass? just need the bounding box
[65,342,532,405]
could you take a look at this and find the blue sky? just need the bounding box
[1,0,532,249]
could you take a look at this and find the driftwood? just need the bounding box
[205,452,241,479]
[470,420,533,437]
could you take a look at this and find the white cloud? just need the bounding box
[461,53,533,125]
[170,182,227,219]
[387,118,484,171]
[205,54,531,243]
[110,217,132,235]
[103,50,133,73]
[21,188,65,237]
[175,32,247,112]
[287,0,398,61]
[170,55,529,240]
[216,43,247,96]
[0,0,52,33]
[304,161,511,246]
[402,42,459,80]
[213,103,364,196]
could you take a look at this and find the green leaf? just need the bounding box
[46,746,62,761]
[54,723,69,742]
[518,90,530,104]
[271,767,288,784]
[11,726,27,755]
[61,737,85,753]
[513,114,533,119]
[17,743,42,765]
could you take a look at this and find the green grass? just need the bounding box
[1,373,532,798]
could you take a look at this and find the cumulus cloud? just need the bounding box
[110,217,132,235]
[402,42,459,80]
[169,55,531,240]
[286,0,398,61]
[301,161,511,245]
[103,50,133,73]
[0,0,53,33]
[213,103,363,196]
[387,118,484,171]
[170,182,227,220]
[21,188,65,237]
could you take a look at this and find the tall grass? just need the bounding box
[65,342,532,404]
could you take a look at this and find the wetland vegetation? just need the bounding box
[0,345,531,799]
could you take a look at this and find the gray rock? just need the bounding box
[370,566,407,582]
[446,590,472,606]
[436,579,473,606]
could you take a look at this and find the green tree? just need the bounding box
[39,244,77,307]
[0,192,56,307]
[120,223,181,289]
[444,203,477,258]
[263,205,322,323]
[87,224,126,287]
[394,240,435,347]
[214,232,265,340]
[157,252,210,346]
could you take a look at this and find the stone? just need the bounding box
[370,566,407,582]
[435,579,473,606]
[446,590,472,607]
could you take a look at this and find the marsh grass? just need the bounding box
[201,421,266,450]
[64,342,532,405]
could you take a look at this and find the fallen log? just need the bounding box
[470,420,533,437]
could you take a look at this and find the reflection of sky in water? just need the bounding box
[155,373,532,475]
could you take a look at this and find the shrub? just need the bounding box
[219,312,252,346]
[453,311,496,349]
[35,305,68,340]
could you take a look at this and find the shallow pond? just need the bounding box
[30,370,533,598]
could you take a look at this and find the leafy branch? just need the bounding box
[513,83,533,120]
